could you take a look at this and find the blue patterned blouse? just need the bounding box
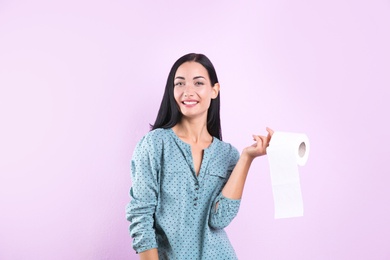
[126,128,241,259]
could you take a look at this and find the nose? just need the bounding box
[183,91,193,97]
[183,84,195,97]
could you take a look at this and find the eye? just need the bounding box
[195,81,204,86]
[174,82,184,86]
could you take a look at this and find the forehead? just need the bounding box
[175,62,209,78]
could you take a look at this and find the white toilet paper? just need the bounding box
[266,132,310,219]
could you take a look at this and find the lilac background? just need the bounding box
[1,0,389,259]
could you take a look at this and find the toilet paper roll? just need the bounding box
[266,132,310,219]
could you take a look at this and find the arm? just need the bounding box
[221,153,253,200]
[222,127,274,199]
[139,248,159,260]
[208,153,256,229]
[126,136,160,256]
[209,128,274,229]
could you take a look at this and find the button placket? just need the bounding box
[194,182,200,207]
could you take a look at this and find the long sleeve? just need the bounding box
[209,146,241,229]
[126,136,160,253]
[209,194,241,229]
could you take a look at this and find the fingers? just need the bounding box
[248,127,275,157]
[252,134,261,145]
[253,128,274,138]
[252,134,268,148]
[252,127,274,148]
[259,135,268,148]
[266,127,274,144]
[266,127,274,136]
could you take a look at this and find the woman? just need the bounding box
[126,53,273,259]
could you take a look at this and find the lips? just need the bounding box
[182,100,199,105]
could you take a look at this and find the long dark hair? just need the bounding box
[151,53,222,140]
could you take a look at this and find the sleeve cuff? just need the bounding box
[209,193,241,229]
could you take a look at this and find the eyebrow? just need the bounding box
[193,76,205,80]
[174,76,205,80]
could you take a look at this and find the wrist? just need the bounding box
[240,152,255,164]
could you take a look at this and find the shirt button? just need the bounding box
[194,197,198,201]
[194,203,197,206]
[195,187,199,190]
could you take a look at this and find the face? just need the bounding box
[173,62,220,121]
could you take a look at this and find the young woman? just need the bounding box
[126,53,273,260]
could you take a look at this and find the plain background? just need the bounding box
[1,0,389,259]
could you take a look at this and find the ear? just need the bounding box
[211,83,220,99]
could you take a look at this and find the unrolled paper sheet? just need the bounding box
[266,132,310,219]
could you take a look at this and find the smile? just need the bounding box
[182,101,198,105]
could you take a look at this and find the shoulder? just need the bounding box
[143,128,170,140]
[214,138,240,159]
[212,138,240,169]
[135,128,171,150]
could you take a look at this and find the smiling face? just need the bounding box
[173,61,220,121]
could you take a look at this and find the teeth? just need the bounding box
[183,101,197,105]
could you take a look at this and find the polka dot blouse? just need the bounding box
[126,128,241,259]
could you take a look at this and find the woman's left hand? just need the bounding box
[243,127,274,159]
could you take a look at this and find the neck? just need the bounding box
[172,118,211,144]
